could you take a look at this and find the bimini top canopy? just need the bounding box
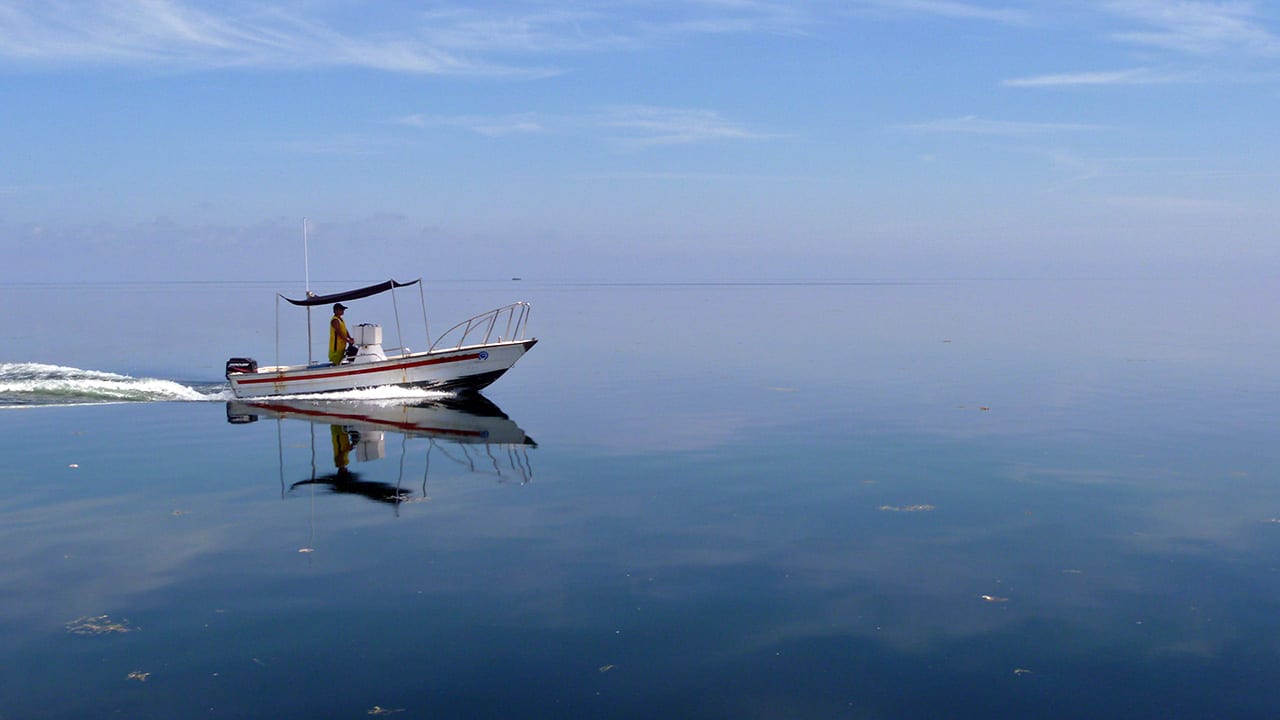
[282,278,421,307]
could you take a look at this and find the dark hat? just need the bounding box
[333,303,348,311]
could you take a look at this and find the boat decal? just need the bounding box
[233,351,486,385]
[478,351,489,360]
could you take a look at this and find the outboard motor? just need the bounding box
[226,357,258,376]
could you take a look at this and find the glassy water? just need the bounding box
[1,279,1278,719]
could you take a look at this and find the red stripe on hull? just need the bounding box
[234,351,481,386]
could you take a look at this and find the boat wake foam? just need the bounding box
[0,362,226,407]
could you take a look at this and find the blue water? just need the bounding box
[2,279,1278,718]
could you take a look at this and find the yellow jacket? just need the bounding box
[329,315,350,364]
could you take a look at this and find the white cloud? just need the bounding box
[0,0,235,64]
[648,0,809,36]
[0,0,812,74]
[595,105,773,146]
[396,106,772,147]
[411,7,629,55]
[850,0,1032,24]
[898,115,1102,135]
[0,0,527,74]
[394,113,547,137]
[1002,3,1279,90]
[1003,67,1193,87]
[1103,0,1280,57]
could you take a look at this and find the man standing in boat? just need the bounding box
[329,303,355,364]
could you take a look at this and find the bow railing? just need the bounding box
[429,302,531,352]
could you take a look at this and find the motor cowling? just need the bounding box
[226,357,258,375]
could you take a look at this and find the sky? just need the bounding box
[1,0,1278,282]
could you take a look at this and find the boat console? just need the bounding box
[351,323,388,363]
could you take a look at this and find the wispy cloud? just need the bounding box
[0,1,812,74]
[645,0,809,36]
[595,105,774,146]
[1003,67,1194,87]
[850,0,1033,25]
[410,7,631,56]
[1103,0,1280,57]
[394,113,547,137]
[395,105,772,147]
[0,0,251,64]
[0,0,523,75]
[897,115,1102,135]
[1003,2,1280,89]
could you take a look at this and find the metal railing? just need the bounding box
[429,302,531,352]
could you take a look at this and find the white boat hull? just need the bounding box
[227,339,536,398]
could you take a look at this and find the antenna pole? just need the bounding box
[303,217,313,364]
[303,217,311,295]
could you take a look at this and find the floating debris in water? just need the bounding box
[68,463,79,468]
[1014,668,1033,676]
[599,664,617,673]
[368,706,404,716]
[878,504,936,512]
[127,671,150,682]
[66,614,135,635]
[980,595,1009,603]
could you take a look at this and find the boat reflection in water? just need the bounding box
[227,394,535,511]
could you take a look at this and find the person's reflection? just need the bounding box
[288,425,410,505]
[331,424,355,476]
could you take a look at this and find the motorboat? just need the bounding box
[225,278,536,398]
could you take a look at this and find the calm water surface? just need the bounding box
[1,279,1278,719]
